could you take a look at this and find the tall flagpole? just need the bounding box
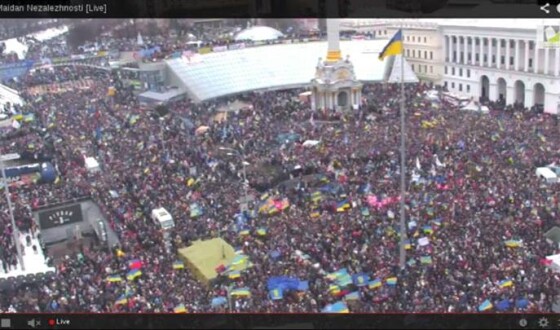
[398,30,407,270]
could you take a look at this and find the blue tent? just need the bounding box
[496,299,510,311]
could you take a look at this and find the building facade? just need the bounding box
[387,22,444,84]
[441,22,560,113]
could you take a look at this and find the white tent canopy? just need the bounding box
[166,40,418,102]
[234,26,284,42]
[461,100,489,113]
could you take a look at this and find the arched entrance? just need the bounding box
[496,78,507,102]
[514,80,525,105]
[337,91,348,107]
[533,83,545,108]
[480,75,490,100]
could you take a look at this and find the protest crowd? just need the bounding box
[0,46,559,314]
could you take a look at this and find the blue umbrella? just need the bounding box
[270,250,281,259]
[515,298,529,309]
[496,299,510,311]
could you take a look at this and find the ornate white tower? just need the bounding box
[311,19,362,112]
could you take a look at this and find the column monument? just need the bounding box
[310,19,362,112]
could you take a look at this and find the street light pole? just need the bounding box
[0,154,25,271]
[219,146,249,213]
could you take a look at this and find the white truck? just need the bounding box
[151,207,175,230]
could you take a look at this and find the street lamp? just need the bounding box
[0,153,25,271]
[219,146,249,212]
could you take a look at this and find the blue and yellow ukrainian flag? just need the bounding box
[378,29,403,60]
[106,275,122,283]
[126,269,142,281]
[368,279,382,289]
[228,271,241,279]
[173,261,184,270]
[499,279,513,288]
[115,295,127,305]
[230,288,251,297]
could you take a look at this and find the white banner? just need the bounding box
[212,46,228,52]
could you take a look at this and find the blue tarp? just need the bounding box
[211,296,227,307]
[267,276,309,294]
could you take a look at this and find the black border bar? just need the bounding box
[2,313,559,329]
[0,0,556,18]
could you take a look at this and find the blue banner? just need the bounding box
[0,60,35,81]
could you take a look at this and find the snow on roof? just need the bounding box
[30,25,69,42]
[0,83,23,111]
[234,26,284,42]
[166,40,418,103]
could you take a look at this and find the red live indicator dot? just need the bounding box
[48,319,55,326]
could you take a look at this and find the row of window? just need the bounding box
[450,38,534,50]
[406,49,434,60]
[406,35,428,44]
[443,81,471,93]
[410,64,434,74]
[445,67,471,78]
[449,52,524,67]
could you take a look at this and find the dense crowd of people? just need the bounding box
[0,52,559,314]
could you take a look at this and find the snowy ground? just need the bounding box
[1,25,69,60]
[0,232,55,279]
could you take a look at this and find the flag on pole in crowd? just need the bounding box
[499,279,513,288]
[228,271,241,279]
[115,295,127,305]
[230,288,251,297]
[126,269,142,281]
[504,239,522,248]
[106,275,122,283]
[478,299,493,312]
[378,29,403,60]
[174,304,187,313]
[386,277,398,286]
[173,261,184,270]
[368,279,382,289]
[329,285,341,295]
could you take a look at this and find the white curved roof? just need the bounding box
[234,26,284,41]
[166,40,418,103]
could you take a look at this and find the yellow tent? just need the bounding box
[177,238,236,286]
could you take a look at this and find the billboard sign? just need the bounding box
[537,25,560,49]
[38,204,83,230]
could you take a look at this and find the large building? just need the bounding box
[440,20,560,113]
[344,19,560,113]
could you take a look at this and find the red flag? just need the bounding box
[129,259,143,270]
[540,258,553,266]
